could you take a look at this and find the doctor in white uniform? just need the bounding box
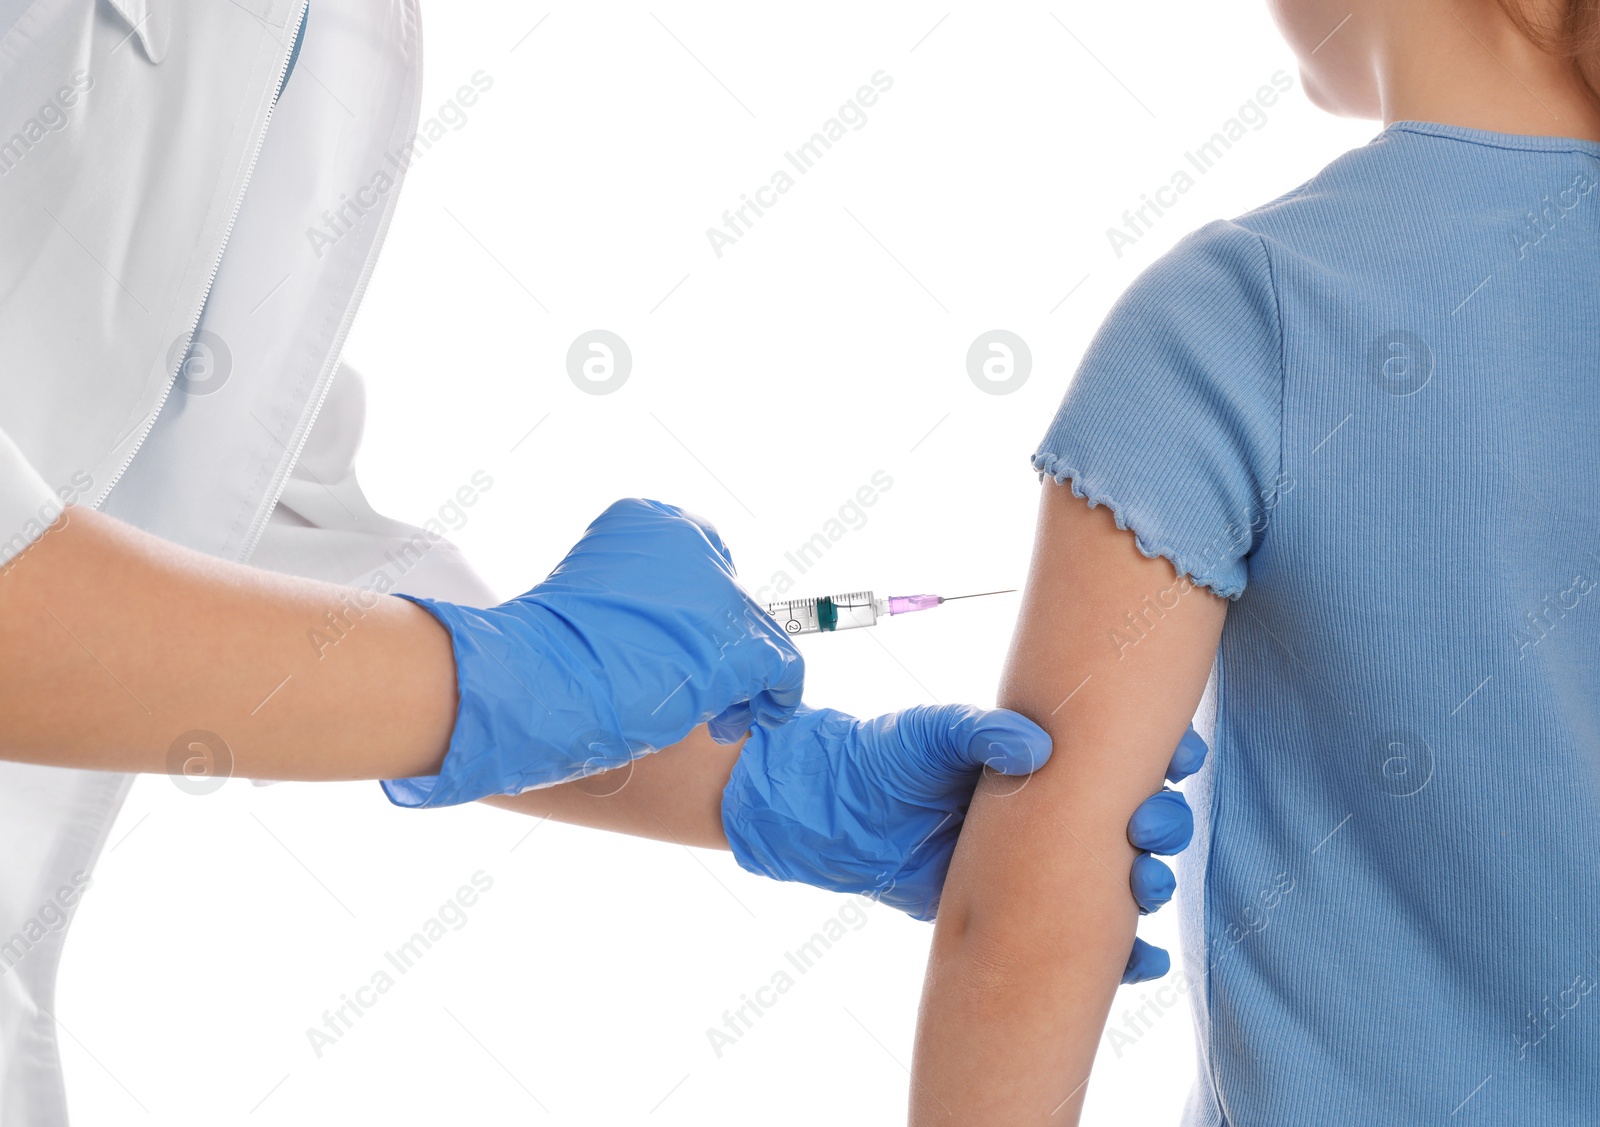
[0,4,497,1120]
[0,4,1206,1122]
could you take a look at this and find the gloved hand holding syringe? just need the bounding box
[764,589,1016,635]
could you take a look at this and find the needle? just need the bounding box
[938,589,1017,601]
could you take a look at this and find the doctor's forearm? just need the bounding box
[0,506,456,781]
[479,724,741,850]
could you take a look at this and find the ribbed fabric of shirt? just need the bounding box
[1034,120,1600,1125]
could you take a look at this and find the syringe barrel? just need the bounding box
[764,591,887,635]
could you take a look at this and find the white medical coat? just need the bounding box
[0,2,493,1120]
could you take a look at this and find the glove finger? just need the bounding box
[1167,724,1210,782]
[1131,852,1177,913]
[689,514,735,571]
[708,701,753,744]
[636,497,737,570]
[976,711,1052,776]
[1121,937,1172,985]
[746,644,806,728]
[1128,788,1194,855]
[906,705,1052,777]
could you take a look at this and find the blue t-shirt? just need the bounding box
[1035,120,1600,1124]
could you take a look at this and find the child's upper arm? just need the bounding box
[909,481,1226,1124]
[908,219,1283,1123]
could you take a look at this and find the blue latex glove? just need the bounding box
[383,499,804,808]
[722,705,1208,985]
[1122,724,1210,983]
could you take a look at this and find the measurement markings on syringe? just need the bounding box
[762,590,1015,635]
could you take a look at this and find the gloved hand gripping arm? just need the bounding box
[720,707,1208,984]
[486,707,1209,985]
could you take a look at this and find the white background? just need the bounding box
[61,3,1370,1124]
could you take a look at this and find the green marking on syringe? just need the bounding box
[762,589,1016,636]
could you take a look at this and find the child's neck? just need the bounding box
[1375,5,1600,143]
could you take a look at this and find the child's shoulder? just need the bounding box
[1227,128,1453,249]
[1114,133,1438,341]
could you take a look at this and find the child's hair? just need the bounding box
[1496,0,1600,95]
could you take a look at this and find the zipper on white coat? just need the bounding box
[93,0,312,512]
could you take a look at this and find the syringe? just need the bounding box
[763,589,1016,635]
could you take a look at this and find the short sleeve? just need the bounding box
[0,426,65,568]
[1033,219,1283,599]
